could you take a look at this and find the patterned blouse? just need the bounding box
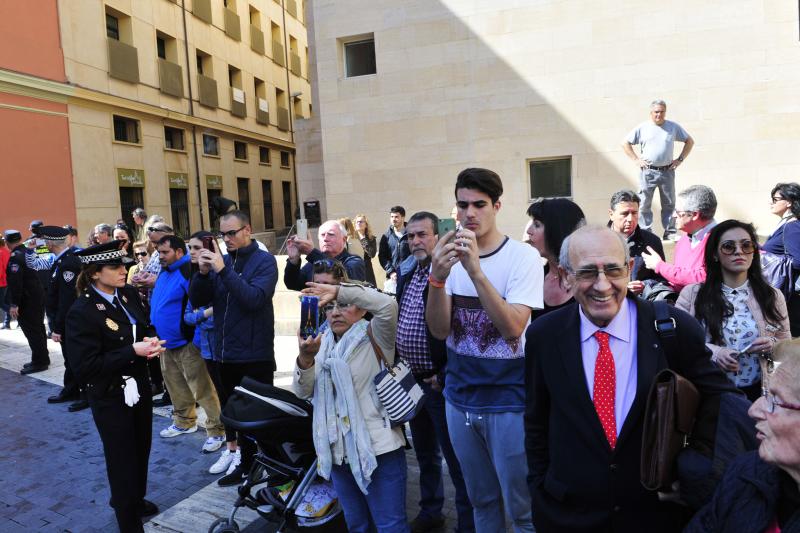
[721,281,760,387]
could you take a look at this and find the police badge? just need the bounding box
[10,264,19,273]
[63,271,75,283]
[106,318,119,331]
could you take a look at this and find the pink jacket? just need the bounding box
[676,283,791,361]
[0,247,9,287]
[655,232,709,292]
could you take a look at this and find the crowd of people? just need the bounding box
[2,100,800,533]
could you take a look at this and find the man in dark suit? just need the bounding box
[525,226,737,533]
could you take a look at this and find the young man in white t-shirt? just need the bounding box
[426,168,543,532]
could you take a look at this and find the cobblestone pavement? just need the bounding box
[0,323,484,532]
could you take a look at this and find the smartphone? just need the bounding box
[437,218,456,238]
[296,218,309,240]
[300,295,320,339]
[201,235,215,251]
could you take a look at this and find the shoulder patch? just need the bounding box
[63,271,75,283]
[10,264,19,273]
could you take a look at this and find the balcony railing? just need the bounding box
[250,26,265,55]
[224,8,241,41]
[230,87,246,118]
[277,106,290,131]
[290,52,301,77]
[158,59,183,97]
[192,0,212,23]
[108,38,139,83]
[197,74,218,108]
[272,40,285,67]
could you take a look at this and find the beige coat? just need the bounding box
[675,283,791,360]
[293,283,405,458]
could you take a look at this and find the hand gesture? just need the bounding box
[297,330,321,369]
[627,280,645,295]
[430,230,458,282]
[135,272,158,288]
[423,375,442,392]
[10,306,19,320]
[198,247,225,274]
[134,337,166,359]
[714,348,739,372]
[637,158,650,169]
[746,336,775,354]
[454,227,480,277]
[51,332,62,343]
[669,159,683,170]
[301,282,339,307]
[641,246,663,270]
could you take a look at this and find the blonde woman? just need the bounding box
[354,214,377,285]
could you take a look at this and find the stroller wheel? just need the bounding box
[208,517,240,533]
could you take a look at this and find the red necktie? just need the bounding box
[593,331,617,449]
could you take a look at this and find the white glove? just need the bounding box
[123,376,140,407]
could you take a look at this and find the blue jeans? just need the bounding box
[330,447,409,533]
[445,402,534,533]
[639,167,676,233]
[410,382,474,532]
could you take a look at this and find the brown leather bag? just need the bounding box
[640,369,700,491]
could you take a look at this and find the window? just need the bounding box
[237,178,251,219]
[196,52,204,74]
[169,189,190,238]
[119,187,144,229]
[203,134,219,156]
[344,38,376,77]
[262,180,273,229]
[259,146,270,165]
[106,14,120,40]
[282,181,292,227]
[156,36,166,59]
[164,126,185,150]
[280,150,290,168]
[113,115,140,143]
[234,141,248,160]
[528,157,572,199]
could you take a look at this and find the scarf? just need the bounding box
[312,319,378,494]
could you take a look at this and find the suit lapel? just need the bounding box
[556,306,610,447]
[88,288,131,326]
[617,297,664,447]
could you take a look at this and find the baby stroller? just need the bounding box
[208,377,345,533]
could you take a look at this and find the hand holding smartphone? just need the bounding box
[201,235,216,252]
[300,295,320,340]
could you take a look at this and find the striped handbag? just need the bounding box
[367,325,426,427]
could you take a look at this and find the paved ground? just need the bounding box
[0,324,464,533]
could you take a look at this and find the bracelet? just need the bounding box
[428,274,445,288]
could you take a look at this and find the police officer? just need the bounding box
[4,229,49,374]
[34,226,88,411]
[65,240,165,532]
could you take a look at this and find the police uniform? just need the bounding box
[4,230,49,372]
[65,240,159,533]
[34,226,86,408]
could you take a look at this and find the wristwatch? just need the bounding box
[676,156,684,162]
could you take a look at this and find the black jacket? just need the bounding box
[45,249,82,336]
[65,285,154,399]
[607,223,665,281]
[686,451,800,533]
[395,261,446,374]
[283,248,366,291]
[378,225,410,276]
[6,244,44,310]
[525,296,737,533]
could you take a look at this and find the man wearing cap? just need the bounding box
[36,226,88,411]
[5,230,49,374]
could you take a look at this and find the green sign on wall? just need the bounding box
[117,168,145,187]
[168,172,188,189]
[206,175,223,189]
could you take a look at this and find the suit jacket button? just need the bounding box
[609,463,618,471]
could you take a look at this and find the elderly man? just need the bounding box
[687,338,800,532]
[623,99,695,239]
[94,224,113,244]
[191,210,279,486]
[132,208,147,241]
[641,185,717,293]
[607,190,665,295]
[284,220,366,291]
[397,211,474,533]
[525,225,735,533]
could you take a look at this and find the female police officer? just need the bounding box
[65,240,165,532]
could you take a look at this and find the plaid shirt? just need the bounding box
[396,263,433,374]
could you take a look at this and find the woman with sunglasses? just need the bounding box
[763,182,800,335]
[677,220,790,400]
[293,280,408,532]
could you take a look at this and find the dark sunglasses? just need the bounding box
[218,226,245,238]
[719,240,756,255]
[134,251,148,257]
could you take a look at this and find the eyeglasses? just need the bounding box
[569,264,629,282]
[134,251,148,257]
[218,226,245,239]
[147,226,170,233]
[771,196,786,204]
[673,210,694,219]
[322,301,354,314]
[719,240,756,255]
[764,390,800,414]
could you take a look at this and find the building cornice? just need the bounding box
[0,68,295,149]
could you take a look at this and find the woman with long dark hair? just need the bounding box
[354,214,378,286]
[113,224,135,262]
[677,220,790,400]
[524,198,585,321]
[762,182,800,335]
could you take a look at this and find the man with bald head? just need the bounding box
[284,219,366,291]
[524,226,736,533]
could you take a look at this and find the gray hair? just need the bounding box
[320,219,347,238]
[144,214,165,228]
[650,99,667,108]
[559,225,630,272]
[678,185,717,220]
[94,223,113,235]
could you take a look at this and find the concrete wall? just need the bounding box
[300,0,800,239]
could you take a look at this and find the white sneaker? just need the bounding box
[226,449,242,475]
[202,436,225,453]
[209,448,238,475]
[160,424,198,438]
